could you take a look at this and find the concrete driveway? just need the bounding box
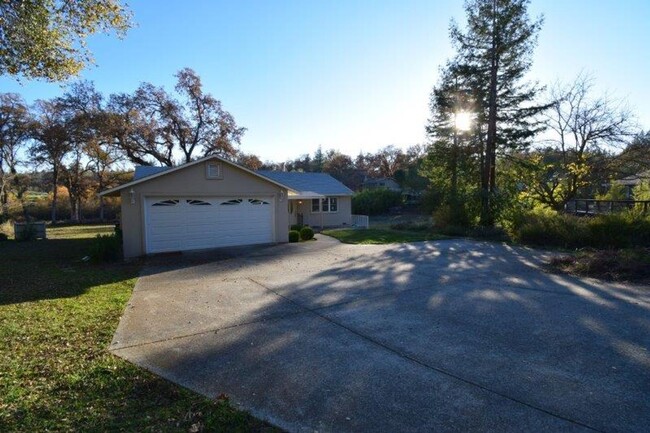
[110,235,650,433]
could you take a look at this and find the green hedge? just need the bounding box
[511,211,650,249]
[352,189,402,216]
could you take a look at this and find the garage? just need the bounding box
[145,196,274,253]
[98,155,293,258]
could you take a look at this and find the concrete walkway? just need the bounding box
[110,236,650,433]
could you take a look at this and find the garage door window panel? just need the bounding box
[187,199,211,206]
[152,199,180,207]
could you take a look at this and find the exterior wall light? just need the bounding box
[129,188,135,205]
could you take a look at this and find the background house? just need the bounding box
[361,178,401,192]
[616,170,650,199]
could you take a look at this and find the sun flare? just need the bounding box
[454,112,472,131]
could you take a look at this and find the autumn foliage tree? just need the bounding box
[0,93,32,216]
[108,68,245,166]
[523,75,637,210]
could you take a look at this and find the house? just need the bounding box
[361,177,401,192]
[257,171,353,228]
[616,170,650,199]
[99,155,353,258]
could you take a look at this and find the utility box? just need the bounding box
[14,222,47,240]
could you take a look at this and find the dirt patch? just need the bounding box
[550,248,650,284]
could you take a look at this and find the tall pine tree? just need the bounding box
[450,0,546,225]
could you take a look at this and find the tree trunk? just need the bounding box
[481,0,499,227]
[51,168,58,223]
[99,196,105,222]
[0,175,7,217]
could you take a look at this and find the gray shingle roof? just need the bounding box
[257,171,353,195]
[133,166,171,180]
[617,170,650,186]
[131,165,353,195]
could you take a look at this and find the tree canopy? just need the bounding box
[0,0,132,81]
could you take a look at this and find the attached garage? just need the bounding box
[144,196,274,254]
[99,155,292,258]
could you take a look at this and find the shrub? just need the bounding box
[509,210,650,249]
[299,226,314,240]
[0,233,8,241]
[352,189,402,216]
[290,224,303,231]
[432,203,472,228]
[288,230,300,243]
[89,233,122,263]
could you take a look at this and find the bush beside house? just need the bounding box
[352,189,402,216]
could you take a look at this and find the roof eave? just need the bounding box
[98,155,297,197]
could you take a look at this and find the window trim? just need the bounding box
[311,196,339,214]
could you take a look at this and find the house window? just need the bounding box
[206,162,222,179]
[311,197,338,213]
[329,197,338,212]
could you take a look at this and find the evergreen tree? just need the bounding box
[312,145,324,172]
[450,0,546,225]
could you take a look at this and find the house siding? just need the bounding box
[300,196,352,227]
[119,161,289,258]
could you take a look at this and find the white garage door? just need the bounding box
[145,197,274,254]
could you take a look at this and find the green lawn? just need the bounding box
[322,228,448,244]
[0,225,278,432]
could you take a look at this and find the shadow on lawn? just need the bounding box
[113,237,650,432]
[0,237,139,305]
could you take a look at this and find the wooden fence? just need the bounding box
[351,214,370,228]
[565,199,650,216]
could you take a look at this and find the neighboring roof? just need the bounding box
[617,170,650,186]
[362,177,401,191]
[257,171,354,196]
[133,166,170,180]
[99,155,296,197]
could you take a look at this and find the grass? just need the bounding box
[0,224,279,432]
[550,248,650,284]
[322,228,448,244]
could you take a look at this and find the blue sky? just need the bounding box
[2,0,648,162]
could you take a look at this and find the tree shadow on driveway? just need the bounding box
[111,238,650,433]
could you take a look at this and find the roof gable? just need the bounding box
[257,171,353,196]
[99,155,295,196]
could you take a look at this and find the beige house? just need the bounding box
[99,155,353,258]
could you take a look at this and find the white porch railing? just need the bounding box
[351,214,369,229]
